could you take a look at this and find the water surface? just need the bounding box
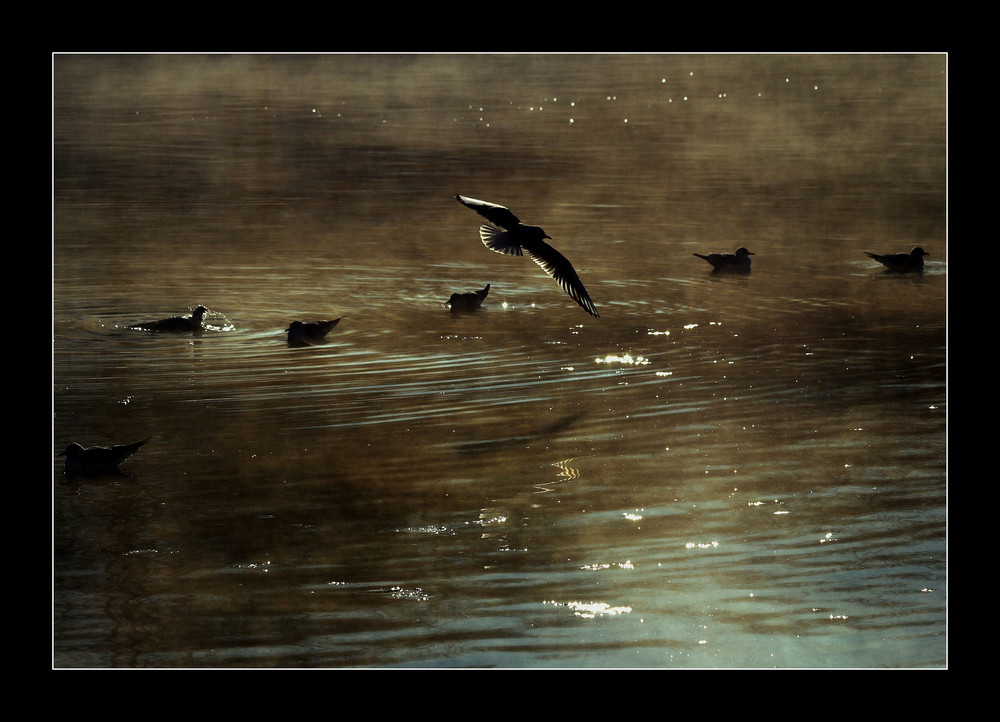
[53,53,947,668]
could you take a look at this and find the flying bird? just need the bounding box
[455,194,599,318]
[693,247,755,272]
[60,438,152,476]
[447,283,490,311]
[864,246,928,271]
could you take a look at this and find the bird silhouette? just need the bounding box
[456,195,599,318]
[447,283,490,311]
[286,319,342,346]
[132,306,208,332]
[693,247,755,272]
[864,246,928,271]
[60,438,152,476]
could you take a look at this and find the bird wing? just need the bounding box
[457,195,522,231]
[317,318,341,335]
[525,240,599,318]
[111,438,152,464]
[866,252,909,267]
[695,253,728,267]
[479,223,524,256]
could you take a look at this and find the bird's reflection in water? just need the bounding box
[455,411,586,455]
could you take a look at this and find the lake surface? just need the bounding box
[52,53,947,668]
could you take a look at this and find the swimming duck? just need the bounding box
[60,438,151,476]
[864,246,928,271]
[447,283,490,311]
[456,194,599,318]
[693,247,754,272]
[132,305,208,332]
[286,318,342,346]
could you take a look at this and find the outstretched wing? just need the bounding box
[479,223,524,256]
[457,194,522,231]
[526,240,600,318]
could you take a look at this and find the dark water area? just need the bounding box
[53,53,947,668]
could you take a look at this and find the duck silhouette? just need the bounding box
[60,438,151,476]
[864,246,928,271]
[132,305,208,332]
[456,195,599,318]
[447,283,490,311]
[693,247,754,272]
[286,319,342,346]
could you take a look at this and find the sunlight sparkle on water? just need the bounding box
[596,354,649,366]
[581,560,634,570]
[546,601,633,618]
[685,541,719,549]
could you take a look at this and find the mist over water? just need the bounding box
[53,54,946,668]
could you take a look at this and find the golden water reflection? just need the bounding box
[54,53,946,668]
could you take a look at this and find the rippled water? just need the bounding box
[53,53,947,668]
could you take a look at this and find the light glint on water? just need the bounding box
[54,53,946,669]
